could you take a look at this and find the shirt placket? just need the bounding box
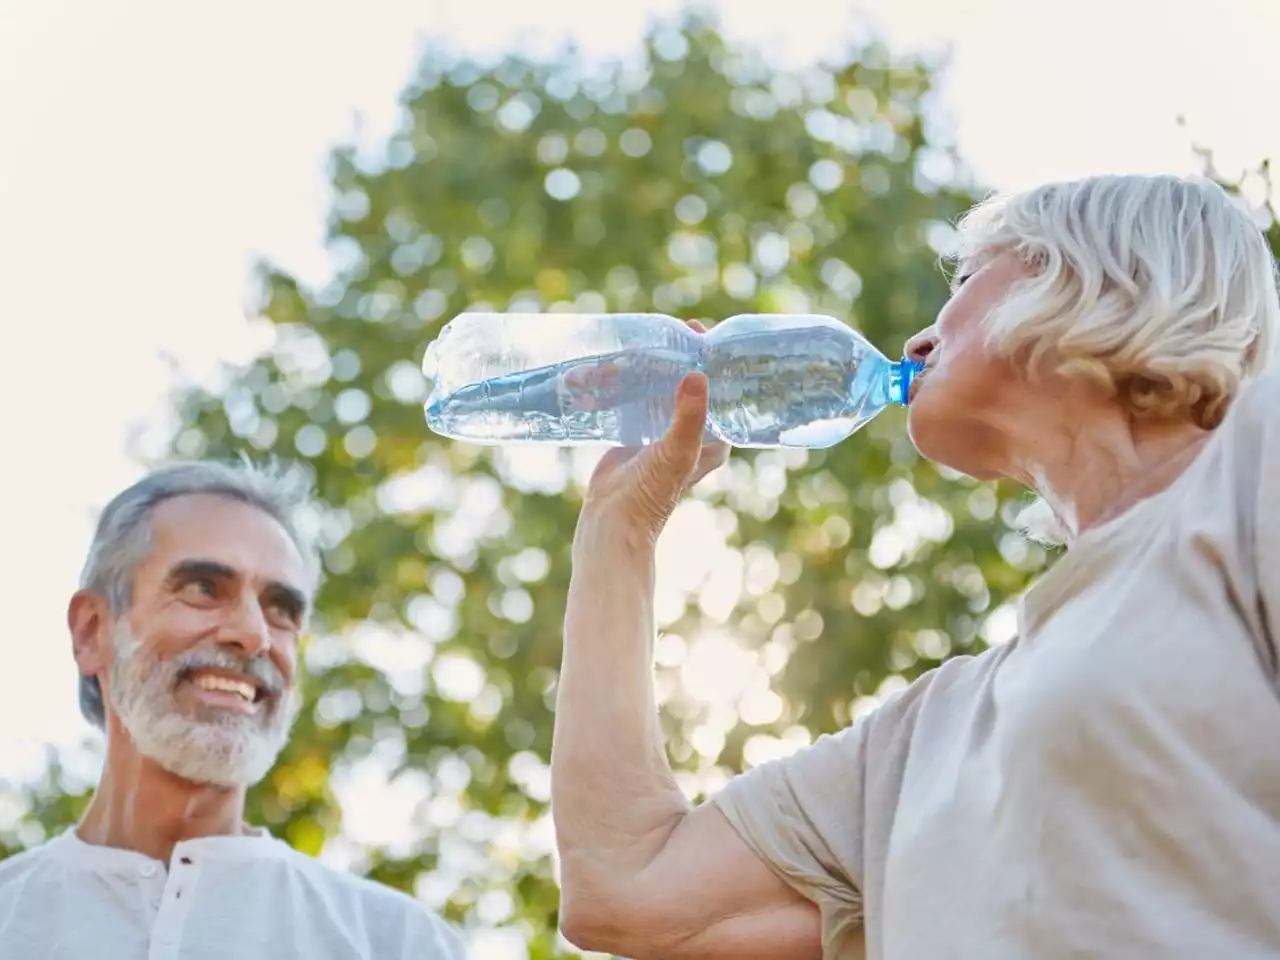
[137,860,166,920]
[148,852,200,960]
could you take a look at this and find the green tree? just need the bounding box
[5,12,1276,958]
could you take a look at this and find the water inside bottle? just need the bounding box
[701,323,891,447]
[426,320,911,447]
[426,347,697,444]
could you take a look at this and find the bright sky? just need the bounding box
[1,0,1278,949]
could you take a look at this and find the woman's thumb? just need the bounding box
[631,373,709,523]
[661,373,709,466]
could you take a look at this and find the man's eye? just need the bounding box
[183,579,217,599]
[268,599,301,624]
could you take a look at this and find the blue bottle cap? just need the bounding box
[893,358,924,406]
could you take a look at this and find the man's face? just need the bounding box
[102,495,309,788]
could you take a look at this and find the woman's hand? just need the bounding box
[575,321,730,553]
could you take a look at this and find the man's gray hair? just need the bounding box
[77,459,321,729]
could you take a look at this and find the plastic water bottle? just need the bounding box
[422,312,922,449]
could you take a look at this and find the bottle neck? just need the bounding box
[888,357,923,406]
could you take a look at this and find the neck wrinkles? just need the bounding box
[77,722,248,865]
[1004,408,1211,544]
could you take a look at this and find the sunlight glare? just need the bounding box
[679,630,759,707]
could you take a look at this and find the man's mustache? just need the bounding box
[171,646,286,697]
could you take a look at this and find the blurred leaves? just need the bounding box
[7,10,1277,958]
[0,13,1033,954]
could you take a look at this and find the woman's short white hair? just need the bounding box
[953,173,1279,430]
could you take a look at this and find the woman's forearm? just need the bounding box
[552,520,690,915]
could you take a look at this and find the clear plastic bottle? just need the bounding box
[423,312,922,448]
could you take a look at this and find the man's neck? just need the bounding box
[77,730,248,865]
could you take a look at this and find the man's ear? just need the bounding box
[68,590,112,681]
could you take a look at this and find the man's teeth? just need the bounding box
[192,674,257,702]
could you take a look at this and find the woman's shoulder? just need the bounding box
[1218,363,1280,678]
[1226,364,1280,440]
[1215,364,1280,496]
[860,642,1016,739]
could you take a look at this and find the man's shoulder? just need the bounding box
[0,834,63,885]
[273,845,463,950]
[275,845,431,911]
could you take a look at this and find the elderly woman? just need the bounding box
[550,174,1280,959]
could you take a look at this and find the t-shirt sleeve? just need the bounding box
[710,718,872,952]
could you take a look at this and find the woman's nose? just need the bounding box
[904,328,939,365]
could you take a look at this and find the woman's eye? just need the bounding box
[184,578,217,599]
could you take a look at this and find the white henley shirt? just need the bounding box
[0,826,465,959]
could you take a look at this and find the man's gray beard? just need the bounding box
[107,623,301,788]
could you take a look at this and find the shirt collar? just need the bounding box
[46,824,290,873]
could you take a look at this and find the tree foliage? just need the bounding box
[6,13,1277,958]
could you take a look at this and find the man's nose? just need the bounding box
[904,328,939,365]
[218,599,271,659]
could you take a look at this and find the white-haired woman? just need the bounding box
[550,174,1280,959]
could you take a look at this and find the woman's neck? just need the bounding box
[1007,410,1211,542]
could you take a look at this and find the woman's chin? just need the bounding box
[905,394,947,456]
[907,402,998,480]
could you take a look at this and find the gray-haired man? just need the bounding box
[0,462,464,959]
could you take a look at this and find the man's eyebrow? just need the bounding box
[166,559,308,615]
[165,559,238,583]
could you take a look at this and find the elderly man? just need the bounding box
[0,462,464,959]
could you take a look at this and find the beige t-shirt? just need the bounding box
[713,366,1280,960]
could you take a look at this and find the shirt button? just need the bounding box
[140,864,157,878]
